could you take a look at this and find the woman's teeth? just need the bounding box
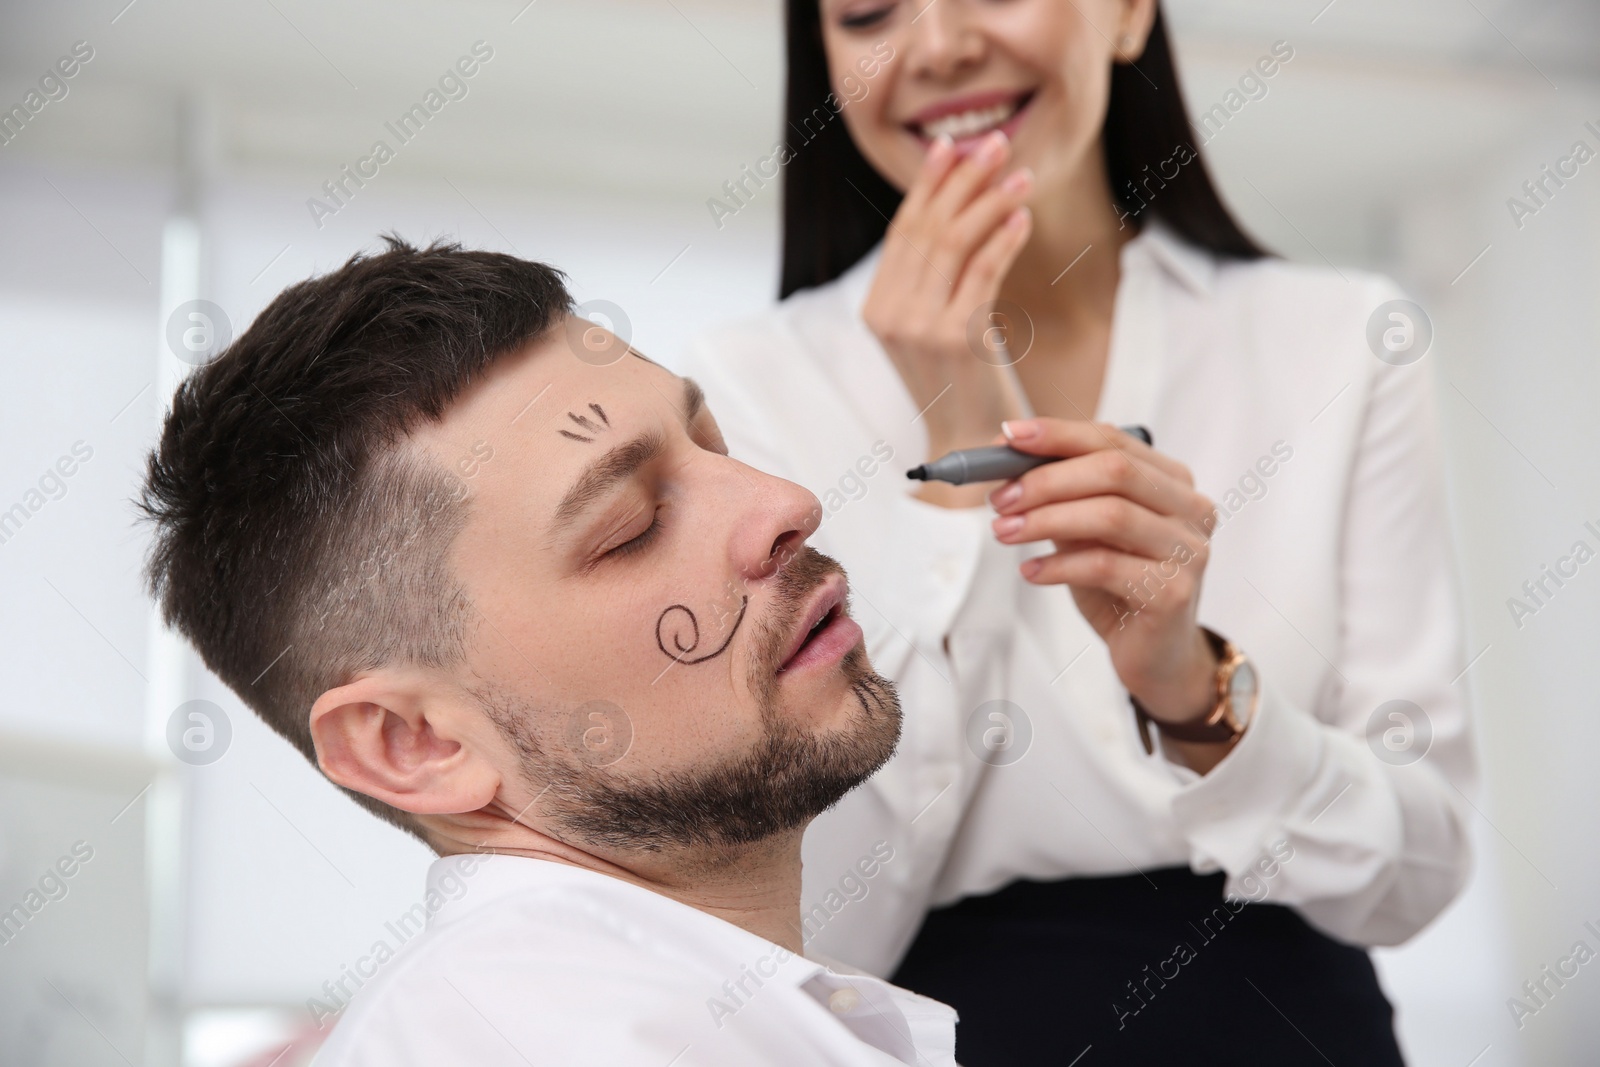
[920,101,1019,141]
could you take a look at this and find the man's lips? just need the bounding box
[904,89,1036,144]
[776,571,860,674]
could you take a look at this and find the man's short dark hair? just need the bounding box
[137,236,573,844]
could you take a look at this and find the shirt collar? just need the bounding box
[1131,217,1216,298]
[838,243,882,319]
[418,854,952,1065]
[420,854,839,1000]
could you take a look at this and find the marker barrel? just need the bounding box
[906,425,1153,486]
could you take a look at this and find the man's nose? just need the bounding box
[727,462,822,584]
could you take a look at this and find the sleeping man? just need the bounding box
[137,238,955,1065]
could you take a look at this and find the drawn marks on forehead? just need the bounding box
[559,403,611,443]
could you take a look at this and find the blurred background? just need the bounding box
[1,0,1597,1063]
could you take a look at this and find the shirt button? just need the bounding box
[829,987,861,1014]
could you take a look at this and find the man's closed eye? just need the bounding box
[604,507,667,561]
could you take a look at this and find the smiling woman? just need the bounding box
[680,1,1474,1063]
[777,0,1261,298]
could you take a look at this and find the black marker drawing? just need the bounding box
[851,677,891,716]
[656,596,748,665]
[558,403,612,444]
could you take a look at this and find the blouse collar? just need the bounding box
[1136,217,1216,297]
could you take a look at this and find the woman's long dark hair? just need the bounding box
[779,2,1266,298]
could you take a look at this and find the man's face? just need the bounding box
[405,321,900,854]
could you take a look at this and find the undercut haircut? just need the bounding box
[137,235,573,845]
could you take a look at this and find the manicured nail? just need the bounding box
[929,133,954,163]
[991,483,1022,509]
[1002,419,1038,441]
[993,514,1024,537]
[1001,167,1033,195]
[1020,558,1042,579]
[978,129,1008,163]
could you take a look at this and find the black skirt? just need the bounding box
[889,867,1405,1067]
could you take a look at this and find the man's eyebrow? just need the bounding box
[550,432,664,536]
[548,377,707,538]
[682,376,706,429]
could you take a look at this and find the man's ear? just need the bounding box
[309,670,500,816]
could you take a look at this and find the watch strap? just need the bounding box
[1131,628,1241,754]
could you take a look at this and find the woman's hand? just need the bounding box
[861,130,1035,506]
[988,418,1223,727]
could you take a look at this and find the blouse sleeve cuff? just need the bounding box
[1167,676,1326,871]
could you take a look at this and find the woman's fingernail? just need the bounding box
[929,133,954,162]
[993,515,1024,537]
[1020,557,1042,579]
[978,129,1008,163]
[1002,419,1038,441]
[1001,167,1033,194]
[991,483,1022,509]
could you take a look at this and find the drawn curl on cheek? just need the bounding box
[656,597,748,665]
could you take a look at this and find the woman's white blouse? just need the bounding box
[679,222,1476,978]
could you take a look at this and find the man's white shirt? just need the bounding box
[310,854,959,1067]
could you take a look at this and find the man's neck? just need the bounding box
[434,819,809,954]
[644,834,808,954]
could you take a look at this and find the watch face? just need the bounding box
[1228,659,1259,724]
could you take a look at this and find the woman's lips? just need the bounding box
[906,89,1036,148]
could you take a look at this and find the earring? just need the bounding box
[1119,34,1134,50]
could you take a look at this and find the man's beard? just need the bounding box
[482,547,902,854]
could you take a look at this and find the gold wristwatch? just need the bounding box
[1131,627,1258,755]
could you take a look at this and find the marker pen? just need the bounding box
[906,425,1153,486]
